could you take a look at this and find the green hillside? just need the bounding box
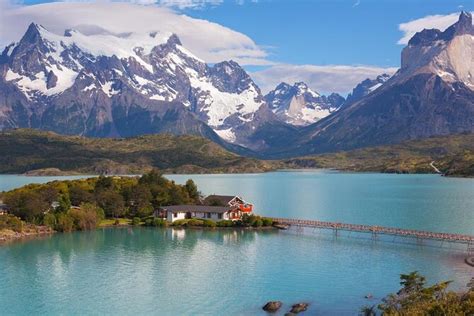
[1,129,472,177]
[0,129,275,174]
[284,133,474,177]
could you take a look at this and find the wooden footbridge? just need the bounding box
[270,217,474,252]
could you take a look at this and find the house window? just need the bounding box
[206,213,211,219]
[173,213,177,218]
[218,213,222,219]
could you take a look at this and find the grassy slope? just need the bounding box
[1,129,472,176]
[0,129,276,174]
[284,133,474,176]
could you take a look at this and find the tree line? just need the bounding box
[361,271,474,315]
[1,170,200,232]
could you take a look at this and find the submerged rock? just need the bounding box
[262,301,282,313]
[290,303,309,314]
[465,256,474,267]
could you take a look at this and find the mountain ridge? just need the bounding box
[1,12,472,159]
[256,11,474,158]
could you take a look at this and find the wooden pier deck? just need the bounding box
[270,217,474,248]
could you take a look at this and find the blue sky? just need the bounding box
[181,0,472,69]
[3,0,473,94]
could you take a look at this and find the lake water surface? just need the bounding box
[0,171,473,315]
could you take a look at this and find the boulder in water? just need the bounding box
[290,303,309,314]
[262,301,282,312]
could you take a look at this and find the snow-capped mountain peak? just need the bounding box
[294,82,320,97]
[0,22,266,144]
[264,81,344,126]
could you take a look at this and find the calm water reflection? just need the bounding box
[1,171,473,314]
[0,227,472,315]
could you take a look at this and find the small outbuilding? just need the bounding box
[0,201,9,215]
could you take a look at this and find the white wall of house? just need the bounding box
[167,211,186,222]
[191,212,227,221]
[162,210,247,222]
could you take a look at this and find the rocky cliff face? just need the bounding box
[344,74,391,106]
[259,12,474,158]
[400,11,474,90]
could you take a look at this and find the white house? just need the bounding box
[154,195,254,223]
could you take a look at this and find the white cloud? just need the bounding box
[398,11,473,45]
[0,1,270,66]
[251,64,398,95]
[157,0,223,9]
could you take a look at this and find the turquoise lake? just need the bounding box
[0,171,473,315]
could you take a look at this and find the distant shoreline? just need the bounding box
[14,168,466,178]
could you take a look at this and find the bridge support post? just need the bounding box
[371,231,378,241]
[416,237,423,246]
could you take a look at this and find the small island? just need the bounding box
[0,170,274,242]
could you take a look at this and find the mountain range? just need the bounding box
[257,11,474,157]
[1,12,472,158]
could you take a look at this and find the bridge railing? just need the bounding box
[270,217,474,244]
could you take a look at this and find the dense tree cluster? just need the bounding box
[361,272,474,315]
[1,170,200,232]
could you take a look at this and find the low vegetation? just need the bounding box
[1,170,201,233]
[360,272,474,315]
[0,214,23,232]
[161,214,274,228]
[0,129,276,175]
[286,133,474,177]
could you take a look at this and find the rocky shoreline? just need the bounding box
[0,226,54,244]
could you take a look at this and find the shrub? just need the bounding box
[242,213,259,226]
[95,207,105,222]
[69,203,101,231]
[376,271,474,314]
[202,219,217,228]
[131,217,141,226]
[7,215,24,232]
[0,214,24,232]
[114,219,120,226]
[153,218,167,227]
[137,205,153,218]
[233,220,244,227]
[262,217,273,227]
[42,213,57,228]
[187,219,204,226]
[145,218,153,226]
[56,213,74,232]
[216,220,234,227]
[252,219,263,227]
